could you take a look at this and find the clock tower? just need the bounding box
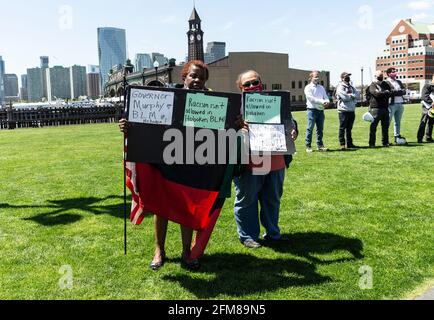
[187,7,204,62]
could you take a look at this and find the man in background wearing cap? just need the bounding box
[336,72,360,150]
[417,75,434,143]
[385,68,407,145]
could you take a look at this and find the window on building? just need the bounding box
[272,84,282,90]
[299,95,303,102]
[292,81,296,89]
[262,83,267,90]
[299,81,303,89]
[292,96,296,102]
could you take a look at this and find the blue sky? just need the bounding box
[1,0,434,86]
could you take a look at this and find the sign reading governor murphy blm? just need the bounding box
[242,91,295,155]
[128,88,174,125]
[125,86,241,164]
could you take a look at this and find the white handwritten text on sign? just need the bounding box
[129,89,174,125]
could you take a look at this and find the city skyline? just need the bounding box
[1,0,434,87]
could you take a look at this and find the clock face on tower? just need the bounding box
[197,34,202,41]
[190,35,195,42]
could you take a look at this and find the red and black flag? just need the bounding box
[126,163,234,259]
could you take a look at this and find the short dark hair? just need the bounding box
[386,68,396,75]
[181,60,210,81]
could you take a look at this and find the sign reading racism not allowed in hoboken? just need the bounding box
[243,91,296,155]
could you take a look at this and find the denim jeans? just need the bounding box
[389,103,404,137]
[234,169,285,243]
[306,109,325,147]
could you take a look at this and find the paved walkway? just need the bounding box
[415,287,434,300]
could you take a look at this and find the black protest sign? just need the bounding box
[242,91,296,155]
[125,86,242,164]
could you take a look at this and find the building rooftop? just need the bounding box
[189,7,201,22]
[404,19,434,35]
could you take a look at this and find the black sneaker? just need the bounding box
[427,138,434,143]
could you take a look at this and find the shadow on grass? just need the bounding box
[162,232,363,298]
[0,196,129,226]
[260,232,364,265]
[162,253,332,298]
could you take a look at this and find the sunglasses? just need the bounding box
[242,80,261,88]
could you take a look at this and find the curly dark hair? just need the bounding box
[181,60,210,81]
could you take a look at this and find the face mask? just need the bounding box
[389,73,398,80]
[312,78,320,85]
[377,76,384,82]
[243,83,263,92]
[344,77,351,83]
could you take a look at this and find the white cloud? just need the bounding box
[305,40,327,47]
[408,1,432,10]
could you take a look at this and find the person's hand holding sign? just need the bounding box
[291,127,298,141]
[119,119,131,133]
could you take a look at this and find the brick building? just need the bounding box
[376,19,434,94]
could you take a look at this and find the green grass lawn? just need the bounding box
[0,105,433,300]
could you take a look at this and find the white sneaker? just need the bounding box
[306,147,313,153]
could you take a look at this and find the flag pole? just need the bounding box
[124,138,127,256]
[123,80,128,256]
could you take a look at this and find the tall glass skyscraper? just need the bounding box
[97,27,127,91]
